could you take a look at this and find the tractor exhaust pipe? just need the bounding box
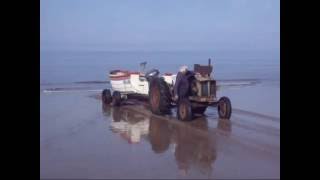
[208,58,212,76]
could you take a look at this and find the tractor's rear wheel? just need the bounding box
[112,91,122,106]
[149,77,171,115]
[177,98,193,121]
[218,96,232,119]
[102,89,112,105]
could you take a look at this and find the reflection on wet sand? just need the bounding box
[102,103,232,176]
[103,105,149,144]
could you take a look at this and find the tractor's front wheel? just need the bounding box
[218,96,232,119]
[177,98,193,121]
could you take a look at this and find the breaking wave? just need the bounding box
[73,80,109,84]
[41,78,263,93]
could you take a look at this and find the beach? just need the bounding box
[40,76,279,179]
[40,0,280,177]
[40,50,279,178]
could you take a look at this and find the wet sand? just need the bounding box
[40,82,280,179]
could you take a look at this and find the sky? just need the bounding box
[40,0,279,52]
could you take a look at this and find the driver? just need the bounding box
[173,65,194,101]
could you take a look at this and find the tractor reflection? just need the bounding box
[102,104,232,176]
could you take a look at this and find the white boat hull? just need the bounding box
[109,70,176,95]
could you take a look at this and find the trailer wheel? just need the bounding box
[218,96,232,119]
[192,106,207,115]
[102,89,112,105]
[177,98,193,121]
[149,77,171,115]
[112,91,121,106]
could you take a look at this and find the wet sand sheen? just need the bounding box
[40,90,279,179]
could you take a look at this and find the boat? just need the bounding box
[109,69,176,95]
